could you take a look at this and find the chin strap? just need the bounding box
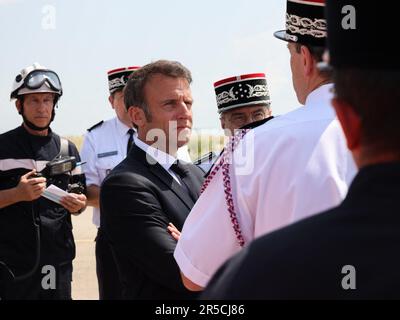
[19,100,57,131]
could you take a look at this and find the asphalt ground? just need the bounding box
[71,207,99,300]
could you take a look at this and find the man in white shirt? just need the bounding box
[174,0,357,291]
[80,66,139,299]
[202,0,400,299]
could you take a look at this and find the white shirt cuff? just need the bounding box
[174,241,211,288]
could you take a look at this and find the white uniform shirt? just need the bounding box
[80,117,134,227]
[80,117,192,228]
[174,84,357,287]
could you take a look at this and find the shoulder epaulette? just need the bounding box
[87,120,104,132]
[239,116,274,130]
[193,151,217,165]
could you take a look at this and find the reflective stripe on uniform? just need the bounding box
[0,159,49,172]
[0,158,82,176]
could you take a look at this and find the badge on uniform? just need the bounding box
[97,151,118,158]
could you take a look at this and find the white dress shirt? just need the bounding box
[80,117,192,227]
[134,137,182,185]
[174,84,357,287]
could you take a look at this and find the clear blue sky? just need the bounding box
[0,0,298,136]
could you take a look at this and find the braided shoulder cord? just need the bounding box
[200,129,249,247]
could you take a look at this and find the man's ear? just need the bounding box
[220,115,226,130]
[15,99,22,114]
[108,95,115,110]
[301,45,314,77]
[128,106,145,129]
[331,97,362,152]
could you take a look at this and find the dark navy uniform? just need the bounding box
[0,125,85,300]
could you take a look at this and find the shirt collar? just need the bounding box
[114,117,134,138]
[134,137,177,171]
[305,83,334,109]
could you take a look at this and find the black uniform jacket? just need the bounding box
[0,126,85,278]
[100,143,204,300]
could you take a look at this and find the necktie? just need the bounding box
[127,129,134,155]
[170,160,198,202]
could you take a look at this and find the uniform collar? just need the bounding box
[134,137,177,171]
[20,124,54,139]
[343,162,400,206]
[305,83,334,109]
[114,117,134,138]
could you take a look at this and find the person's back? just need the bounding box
[174,0,356,292]
[202,0,400,299]
[202,163,400,299]
[247,84,355,236]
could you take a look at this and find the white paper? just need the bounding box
[42,184,69,204]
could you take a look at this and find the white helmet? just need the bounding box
[10,62,63,100]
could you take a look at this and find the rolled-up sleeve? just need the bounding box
[174,168,243,288]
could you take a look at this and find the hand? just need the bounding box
[15,170,47,202]
[167,223,181,241]
[60,193,87,215]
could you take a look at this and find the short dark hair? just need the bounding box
[294,43,325,62]
[124,60,193,122]
[334,68,400,156]
[295,43,332,79]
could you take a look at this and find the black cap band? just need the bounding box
[214,73,270,114]
[274,0,326,47]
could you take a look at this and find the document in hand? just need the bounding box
[42,184,69,204]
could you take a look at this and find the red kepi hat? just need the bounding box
[107,66,140,94]
[214,73,271,114]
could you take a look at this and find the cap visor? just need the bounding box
[18,88,58,96]
[273,30,290,42]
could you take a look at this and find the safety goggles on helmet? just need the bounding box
[11,67,63,99]
[22,69,62,92]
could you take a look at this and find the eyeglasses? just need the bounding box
[229,111,267,127]
[23,70,62,92]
